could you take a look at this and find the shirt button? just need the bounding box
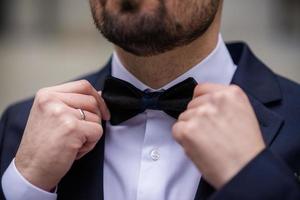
[150,149,160,161]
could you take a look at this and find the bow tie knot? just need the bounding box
[102,76,197,125]
[141,91,163,111]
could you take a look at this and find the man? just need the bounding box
[1,0,300,199]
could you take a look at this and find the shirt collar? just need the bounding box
[111,34,237,91]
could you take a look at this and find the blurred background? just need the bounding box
[0,0,300,113]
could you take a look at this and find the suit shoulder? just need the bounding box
[274,74,300,124]
[276,75,300,102]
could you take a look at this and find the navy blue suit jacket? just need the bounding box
[1,43,300,200]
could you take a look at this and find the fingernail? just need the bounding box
[104,112,110,121]
[107,108,111,119]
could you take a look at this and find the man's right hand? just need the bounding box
[14,80,110,192]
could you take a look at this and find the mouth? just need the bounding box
[102,0,160,15]
[119,0,140,12]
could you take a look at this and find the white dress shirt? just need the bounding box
[1,34,237,200]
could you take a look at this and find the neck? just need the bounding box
[114,7,221,89]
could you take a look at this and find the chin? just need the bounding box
[91,0,220,57]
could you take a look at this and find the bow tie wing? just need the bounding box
[102,76,144,125]
[159,78,197,118]
[102,76,197,124]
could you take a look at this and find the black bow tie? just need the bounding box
[102,76,197,125]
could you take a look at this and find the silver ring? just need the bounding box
[78,109,86,121]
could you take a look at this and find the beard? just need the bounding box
[90,0,220,56]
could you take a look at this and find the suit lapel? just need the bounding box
[57,62,112,200]
[55,44,285,200]
[194,43,284,200]
[246,95,284,145]
[229,43,284,146]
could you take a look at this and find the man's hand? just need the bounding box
[15,80,110,192]
[172,83,266,189]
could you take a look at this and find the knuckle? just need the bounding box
[173,122,193,143]
[172,123,183,141]
[51,104,66,117]
[87,125,103,143]
[208,105,218,115]
[195,108,203,116]
[200,83,210,88]
[212,92,226,102]
[35,89,53,108]
[94,125,103,140]
[90,97,98,109]
[98,125,104,135]
[79,80,92,91]
[69,141,82,152]
[195,106,213,117]
[196,107,209,117]
[177,112,185,121]
[205,94,214,102]
[173,130,184,143]
[94,115,102,123]
[181,123,193,142]
[229,85,244,97]
[193,84,202,95]
[187,101,193,109]
[62,118,78,132]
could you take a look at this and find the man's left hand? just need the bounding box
[172,83,266,189]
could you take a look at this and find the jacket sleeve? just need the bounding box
[210,149,300,200]
[0,107,10,200]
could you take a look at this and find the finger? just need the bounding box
[187,94,211,109]
[178,108,197,122]
[50,80,110,120]
[76,142,97,160]
[172,121,187,145]
[50,80,96,94]
[71,108,101,123]
[98,91,111,120]
[56,93,100,116]
[76,152,86,160]
[178,104,216,122]
[59,117,103,156]
[78,120,103,144]
[193,83,227,98]
[73,121,103,159]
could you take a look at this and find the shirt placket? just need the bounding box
[136,110,164,200]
